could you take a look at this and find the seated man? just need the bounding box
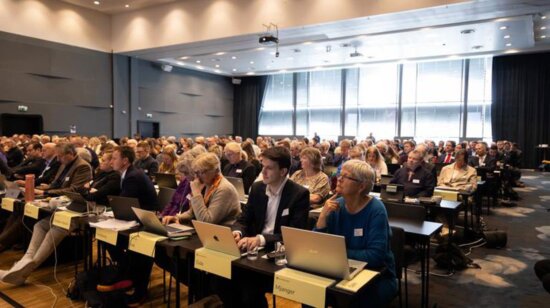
[390,149,435,198]
[0,143,92,285]
[133,141,159,177]
[468,142,496,171]
[232,146,310,307]
[438,149,478,191]
[9,142,45,180]
[438,140,456,164]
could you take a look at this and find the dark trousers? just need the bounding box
[0,212,25,249]
[105,244,154,296]
[534,259,550,293]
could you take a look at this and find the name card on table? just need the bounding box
[194,247,239,279]
[24,203,40,219]
[273,268,335,308]
[53,210,85,230]
[95,228,118,246]
[434,189,459,201]
[335,269,379,292]
[1,198,16,212]
[128,231,167,257]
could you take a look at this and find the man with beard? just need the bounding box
[390,149,435,197]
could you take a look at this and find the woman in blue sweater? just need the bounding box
[315,159,397,307]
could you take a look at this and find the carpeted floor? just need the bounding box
[396,170,550,307]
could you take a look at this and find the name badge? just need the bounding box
[282,208,289,217]
[144,170,148,173]
[186,194,192,200]
[65,176,70,182]
[412,179,420,184]
[236,169,242,174]
[354,228,363,237]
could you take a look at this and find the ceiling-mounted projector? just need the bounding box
[259,35,279,45]
[350,51,363,58]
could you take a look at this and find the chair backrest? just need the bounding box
[390,226,405,279]
[384,202,426,222]
[387,164,401,175]
[157,186,176,212]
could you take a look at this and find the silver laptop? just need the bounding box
[282,226,366,280]
[132,207,194,238]
[192,220,242,257]
[225,176,248,202]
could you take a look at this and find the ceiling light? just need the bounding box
[269,52,276,56]
[215,64,220,68]
[499,26,507,30]
[314,66,323,70]
[303,41,313,45]
[256,47,265,51]
[279,69,287,73]
[211,58,221,62]
[542,26,547,30]
[215,52,225,56]
[232,69,237,72]
[125,4,130,8]
[420,27,431,31]
[196,66,204,70]
[214,69,221,73]
[506,43,512,47]
[504,49,519,54]
[180,56,188,60]
[196,60,201,63]
[249,61,254,64]
[231,56,237,60]
[542,35,547,39]
[246,72,255,75]
[176,62,185,66]
[447,55,460,59]
[94,1,100,5]
[504,35,510,39]
[542,15,547,20]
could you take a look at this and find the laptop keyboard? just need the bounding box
[166,225,183,233]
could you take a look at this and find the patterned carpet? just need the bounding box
[396,170,550,308]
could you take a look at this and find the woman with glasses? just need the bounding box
[160,146,207,220]
[163,152,241,226]
[315,160,397,307]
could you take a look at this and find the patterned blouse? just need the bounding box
[290,170,331,206]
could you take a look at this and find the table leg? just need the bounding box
[420,241,426,308]
[174,248,180,308]
[425,240,431,308]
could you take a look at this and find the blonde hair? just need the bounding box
[192,152,221,173]
[178,146,207,174]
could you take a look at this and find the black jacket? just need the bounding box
[390,164,435,197]
[120,165,158,211]
[133,155,159,178]
[11,157,46,179]
[84,170,121,205]
[35,157,61,186]
[232,179,309,249]
[6,147,24,168]
[222,160,256,193]
[468,155,497,171]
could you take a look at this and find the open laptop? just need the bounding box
[281,226,366,280]
[64,191,89,213]
[379,174,393,186]
[132,207,194,238]
[107,195,141,221]
[380,184,405,203]
[0,175,22,198]
[226,176,248,202]
[155,173,178,189]
[192,220,242,257]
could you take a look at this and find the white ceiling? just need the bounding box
[66,0,550,77]
[60,0,178,14]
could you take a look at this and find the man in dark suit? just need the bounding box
[438,140,456,164]
[100,146,157,305]
[10,142,46,180]
[133,141,159,178]
[34,143,62,186]
[391,149,435,197]
[468,142,496,171]
[232,146,309,307]
[4,139,24,168]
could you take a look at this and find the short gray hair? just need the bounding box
[342,160,375,195]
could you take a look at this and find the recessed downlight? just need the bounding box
[125,4,129,8]
[542,35,547,39]
[94,1,100,5]
[249,61,254,64]
[232,68,237,72]
[196,60,201,63]
[215,64,220,68]
[542,26,547,30]
[215,52,226,56]
[180,56,189,60]
[231,56,237,60]
[506,43,512,47]
[246,72,255,75]
[499,26,507,30]
[504,35,511,39]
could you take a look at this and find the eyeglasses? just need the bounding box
[338,174,361,183]
[194,169,211,176]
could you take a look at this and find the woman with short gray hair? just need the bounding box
[315,159,397,307]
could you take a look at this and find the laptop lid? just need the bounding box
[64,191,89,213]
[282,226,365,280]
[226,176,246,201]
[107,195,141,221]
[192,220,241,257]
[380,184,405,203]
[155,173,178,189]
[379,174,393,185]
[132,207,193,237]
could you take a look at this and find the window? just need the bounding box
[258,57,492,142]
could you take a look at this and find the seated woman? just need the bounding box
[158,148,177,174]
[290,147,331,208]
[437,149,477,191]
[222,142,256,194]
[0,152,119,286]
[315,160,397,307]
[159,146,206,219]
[366,146,388,182]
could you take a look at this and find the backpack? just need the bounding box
[67,265,127,308]
[433,243,478,271]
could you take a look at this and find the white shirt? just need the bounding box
[120,167,128,188]
[258,177,288,246]
[478,155,487,167]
